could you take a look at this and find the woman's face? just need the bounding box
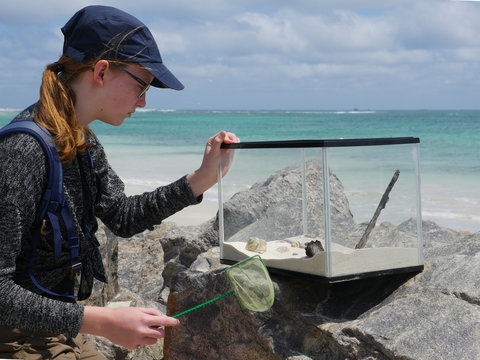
[98,64,154,126]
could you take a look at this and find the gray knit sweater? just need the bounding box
[0,104,201,338]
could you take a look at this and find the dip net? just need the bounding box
[173,255,274,318]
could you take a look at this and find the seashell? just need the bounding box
[275,246,290,253]
[305,240,324,257]
[290,240,300,248]
[246,237,267,254]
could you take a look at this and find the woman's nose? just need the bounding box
[136,95,146,108]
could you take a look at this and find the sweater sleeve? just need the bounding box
[0,133,84,338]
[89,133,202,238]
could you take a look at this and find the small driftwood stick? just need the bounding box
[355,170,400,249]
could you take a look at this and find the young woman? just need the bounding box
[0,5,238,359]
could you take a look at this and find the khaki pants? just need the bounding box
[0,327,106,360]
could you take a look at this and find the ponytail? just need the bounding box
[34,56,92,164]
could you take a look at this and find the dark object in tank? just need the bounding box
[305,240,324,257]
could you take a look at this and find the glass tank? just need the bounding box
[217,137,423,282]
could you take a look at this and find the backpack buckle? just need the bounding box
[70,262,82,279]
[40,219,51,236]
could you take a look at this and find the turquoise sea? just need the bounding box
[1,108,479,232]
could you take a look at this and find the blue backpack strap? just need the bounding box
[0,120,80,300]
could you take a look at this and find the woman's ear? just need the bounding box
[92,60,110,86]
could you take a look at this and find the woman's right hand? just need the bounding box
[81,306,180,350]
[187,130,239,198]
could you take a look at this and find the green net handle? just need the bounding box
[172,290,234,318]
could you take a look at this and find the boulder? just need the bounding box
[162,163,480,360]
[164,229,480,360]
[116,222,175,301]
[81,221,119,307]
[86,162,479,360]
[219,160,355,243]
[159,220,218,267]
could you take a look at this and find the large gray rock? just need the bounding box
[162,163,479,360]
[164,229,480,360]
[159,220,218,267]
[219,160,355,243]
[164,269,281,360]
[81,222,119,307]
[117,222,176,301]
[86,163,478,360]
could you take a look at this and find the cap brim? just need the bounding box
[143,62,184,90]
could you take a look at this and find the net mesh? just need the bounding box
[226,255,275,312]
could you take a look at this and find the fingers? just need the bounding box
[85,306,180,350]
[187,130,238,197]
[148,313,180,328]
[139,327,165,343]
[221,131,240,144]
[161,314,180,327]
[132,333,163,350]
[129,312,179,349]
[125,308,181,346]
[137,310,179,339]
[211,131,239,146]
[142,335,161,346]
[137,307,180,327]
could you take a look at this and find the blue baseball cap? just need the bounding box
[61,5,184,90]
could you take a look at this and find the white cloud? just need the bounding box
[151,30,187,54]
[2,0,480,109]
[0,1,92,24]
[234,12,307,53]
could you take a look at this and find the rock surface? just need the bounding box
[164,227,480,360]
[220,160,355,243]
[85,164,479,359]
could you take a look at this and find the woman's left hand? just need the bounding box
[187,131,239,197]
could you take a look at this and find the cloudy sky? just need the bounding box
[1,0,480,110]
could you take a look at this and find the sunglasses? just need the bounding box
[119,67,150,98]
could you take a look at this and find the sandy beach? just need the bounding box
[165,199,219,226]
[126,185,219,226]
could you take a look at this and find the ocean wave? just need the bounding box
[422,210,480,233]
[422,208,480,220]
[135,108,177,113]
[123,177,170,189]
[120,176,478,231]
[332,111,376,114]
[0,108,21,112]
[132,109,379,115]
